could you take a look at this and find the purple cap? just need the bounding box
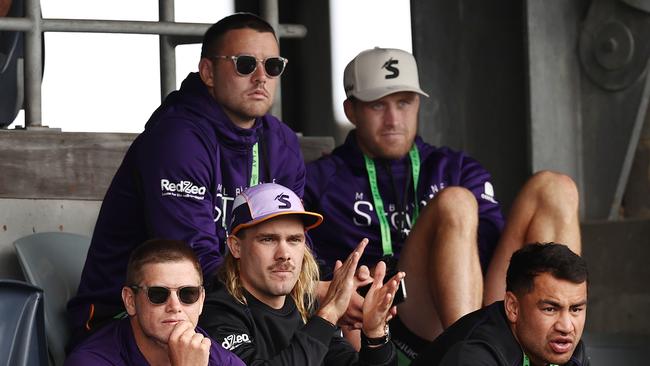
[229,183,323,236]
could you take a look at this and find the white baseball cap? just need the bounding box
[344,47,429,102]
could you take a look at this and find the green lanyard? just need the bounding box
[522,353,558,366]
[363,145,421,256]
[250,142,259,186]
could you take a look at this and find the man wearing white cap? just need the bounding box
[304,47,581,362]
[199,182,403,365]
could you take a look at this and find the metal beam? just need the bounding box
[159,0,176,99]
[24,0,42,127]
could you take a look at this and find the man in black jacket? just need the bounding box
[412,243,589,366]
[199,183,403,365]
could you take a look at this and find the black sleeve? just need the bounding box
[324,333,397,366]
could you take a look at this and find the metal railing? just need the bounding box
[0,0,307,128]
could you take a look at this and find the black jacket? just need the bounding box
[411,301,590,366]
[199,281,396,366]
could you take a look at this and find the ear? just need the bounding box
[227,235,242,259]
[343,99,357,126]
[504,291,519,323]
[198,57,215,88]
[122,286,137,316]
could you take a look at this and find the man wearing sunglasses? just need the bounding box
[65,239,244,366]
[199,183,401,365]
[304,47,582,362]
[68,12,305,347]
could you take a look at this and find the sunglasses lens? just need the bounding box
[179,286,201,304]
[264,57,285,77]
[147,287,171,304]
[235,56,258,75]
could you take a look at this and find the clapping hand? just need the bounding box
[316,239,370,326]
[361,260,405,338]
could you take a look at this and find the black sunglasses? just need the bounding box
[129,285,203,305]
[211,54,288,77]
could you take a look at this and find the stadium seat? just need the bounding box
[0,279,49,366]
[14,232,91,366]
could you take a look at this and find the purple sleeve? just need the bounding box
[135,122,222,277]
[64,353,115,366]
[458,155,505,270]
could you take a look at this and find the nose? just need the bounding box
[383,105,399,127]
[555,311,574,334]
[252,59,267,82]
[275,240,292,261]
[165,290,183,313]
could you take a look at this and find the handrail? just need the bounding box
[0,0,307,128]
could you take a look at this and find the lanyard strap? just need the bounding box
[522,353,558,366]
[363,144,421,256]
[250,142,259,186]
[408,145,421,222]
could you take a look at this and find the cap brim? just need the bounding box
[352,86,429,102]
[230,211,323,236]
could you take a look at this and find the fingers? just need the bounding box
[355,265,373,288]
[168,322,211,366]
[343,238,367,271]
[356,265,371,281]
[373,260,387,286]
[335,239,366,284]
[354,237,369,254]
[334,260,343,271]
[200,337,212,353]
[168,320,192,343]
[381,271,406,302]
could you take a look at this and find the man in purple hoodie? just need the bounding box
[304,47,581,362]
[65,239,244,366]
[67,13,305,347]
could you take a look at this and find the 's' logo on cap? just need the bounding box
[382,58,399,79]
[275,193,292,209]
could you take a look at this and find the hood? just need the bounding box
[145,72,263,151]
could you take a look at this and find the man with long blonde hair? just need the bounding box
[199,183,403,365]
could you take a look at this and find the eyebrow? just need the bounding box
[254,232,305,240]
[538,299,588,307]
[255,232,280,239]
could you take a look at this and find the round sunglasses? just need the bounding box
[129,285,203,305]
[210,54,288,78]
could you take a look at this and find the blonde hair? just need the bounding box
[218,238,320,323]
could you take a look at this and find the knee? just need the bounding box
[528,170,579,213]
[429,186,479,225]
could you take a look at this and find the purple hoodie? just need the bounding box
[64,317,245,366]
[304,131,504,275]
[68,72,305,333]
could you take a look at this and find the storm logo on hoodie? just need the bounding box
[160,178,206,200]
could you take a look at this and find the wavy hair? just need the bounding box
[218,238,320,323]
